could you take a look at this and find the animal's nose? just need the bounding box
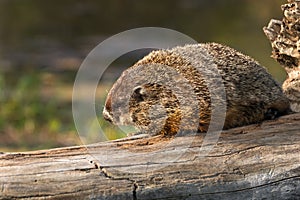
[103,95,113,123]
[105,94,112,113]
[103,108,113,123]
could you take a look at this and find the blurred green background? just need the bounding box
[0,0,286,152]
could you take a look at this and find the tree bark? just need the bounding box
[1,113,300,200]
[263,0,300,112]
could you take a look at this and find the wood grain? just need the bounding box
[1,113,299,199]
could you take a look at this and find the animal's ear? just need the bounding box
[132,86,146,102]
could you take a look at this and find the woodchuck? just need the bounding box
[103,43,290,136]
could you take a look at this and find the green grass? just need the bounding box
[0,70,130,152]
[0,71,79,151]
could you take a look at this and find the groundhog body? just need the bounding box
[103,43,290,136]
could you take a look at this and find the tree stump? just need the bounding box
[264,0,300,112]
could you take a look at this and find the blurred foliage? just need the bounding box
[0,72,54,130]
[0,0,287,80]
[0,70,79,151]
[0,69,127,151]
[0,0,288,151]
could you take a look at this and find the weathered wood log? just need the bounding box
[1,113,299,200]
[263,0,300,112]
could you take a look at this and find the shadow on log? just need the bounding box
[0,113,299,200]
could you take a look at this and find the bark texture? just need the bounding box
[264,0,300,112]
[1,113,300,200]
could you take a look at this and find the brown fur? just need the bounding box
[103,43,290,136]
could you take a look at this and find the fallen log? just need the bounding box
[1,113,299,200]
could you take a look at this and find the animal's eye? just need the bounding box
[133,86,145,102]
[133,86,142,94]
